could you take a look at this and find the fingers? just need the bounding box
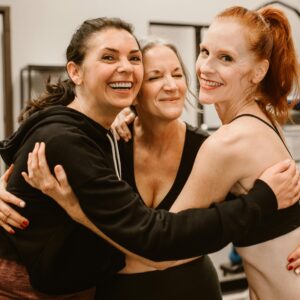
[264,159,300,209]
[0,219,16,235]
[111,128,121,141]
[0,189,26,208]
[24,142,51,190]
[29,143,40,177]
[111,107,135,142]
[286,163,300,206]
[37,142,51,175]
[287,246,300,275]
[125,110,136,124]
[1,164,14,186]
[21,171,30,185]
[266,159,291,175]
[0,202,29,233]
[292,170,300,197]
[118,122,132,142]
[27,152,33,179]
[54,165,69,187]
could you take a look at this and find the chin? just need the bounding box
[114,98,135,108]
[198,97,215,105]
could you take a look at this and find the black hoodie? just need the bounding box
[0,106,277,294]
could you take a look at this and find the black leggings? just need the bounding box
[95,256,222,300]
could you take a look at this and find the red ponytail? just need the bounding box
[217,6,300,124]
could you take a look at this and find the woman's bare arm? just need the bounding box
[170,128,300,212]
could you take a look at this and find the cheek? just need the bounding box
[237,70,253,90]
[195,56,205,76]
[142,82,162,100]
[135,66,144,85]
[179,82,187,96]
[195,60,201,77]
[138,87,153,107]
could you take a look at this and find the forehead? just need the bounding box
[87,28,139,52]
[203,19,250,56]
[143,45,181,70]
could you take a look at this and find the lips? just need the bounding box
[200,78,222,88]
[159,97,180,102]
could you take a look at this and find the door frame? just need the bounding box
[0,6,13,137]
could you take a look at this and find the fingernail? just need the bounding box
[22,220,29,227]
[295,268,300,275]
[9,229,15,235]
[288,258,295,263]
[288,265,294,271]
[19,201,26,208]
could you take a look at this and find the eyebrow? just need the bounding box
[147,67,182,72]
[104,47,141,54]
[173,67,182,72]
[200,44,236,55]
[145,67,182,76]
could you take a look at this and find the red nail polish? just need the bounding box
[288,265,294,271]
[288,258,295,263]
[22,220,29,227]
[9,229,15,235]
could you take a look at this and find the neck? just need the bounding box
[215,98,261,124]
[134,115,185,150]
[68,96,118,129]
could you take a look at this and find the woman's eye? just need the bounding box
[173,74,183,78]
[221,55,233,62]
[200,47,209,57]
[130,56,142,62]
[148,76,159,81]
[102,55,115,61]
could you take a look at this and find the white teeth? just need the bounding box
[201,79,221,87]
[109,82,133,89]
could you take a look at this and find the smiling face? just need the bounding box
[196,19,259,108]
[72,28,143,115]
[137,45,187,122]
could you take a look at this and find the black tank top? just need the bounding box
[230,114,300,247]
[118,123,208,210]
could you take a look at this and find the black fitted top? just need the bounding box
[119,123,208,210]
[231,114,300,247]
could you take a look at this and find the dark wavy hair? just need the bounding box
[19,17,139,122]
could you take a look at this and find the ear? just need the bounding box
[67,61,82,85]
[252,59,269,84]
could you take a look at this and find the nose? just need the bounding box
[163,76,177,91]
[196,55,215,76]
[117,58,133,73]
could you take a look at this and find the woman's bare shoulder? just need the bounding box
[204,123,253,154]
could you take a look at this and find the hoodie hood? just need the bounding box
[0,106,109,165]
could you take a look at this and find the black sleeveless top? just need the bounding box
[230,114,300,247]
[118,123,208,210]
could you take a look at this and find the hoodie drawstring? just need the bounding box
[107,130,122,180]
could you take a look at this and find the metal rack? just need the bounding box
[20,65,66,108]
